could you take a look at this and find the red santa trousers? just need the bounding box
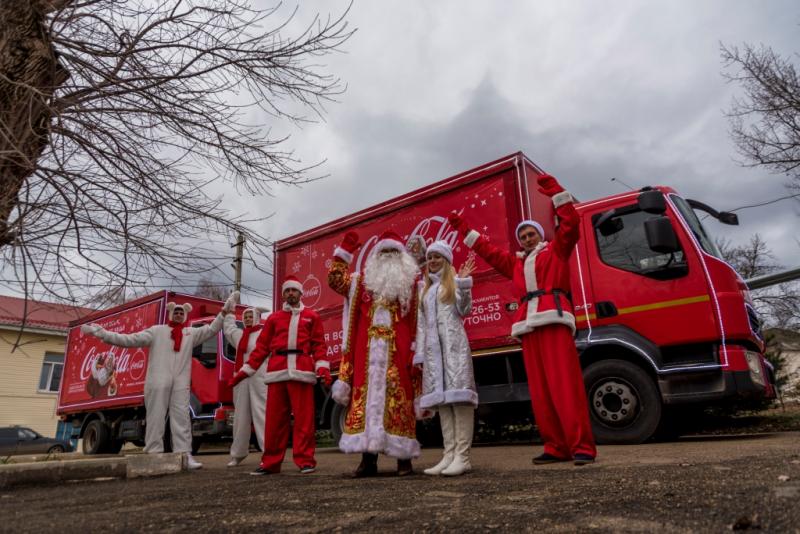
[260,381,316,471]
[521,324,596,459]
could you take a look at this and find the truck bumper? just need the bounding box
[660,345,775,404]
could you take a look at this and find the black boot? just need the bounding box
[353,453,378,478]
[397,459,413,476]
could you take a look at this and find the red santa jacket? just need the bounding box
[464,190,579,338]
[240,303,329,384]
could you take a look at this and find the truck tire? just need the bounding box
[106,439,124,454]
[583,359,662,445]
[83,420,111,454]
[330,403,346,445]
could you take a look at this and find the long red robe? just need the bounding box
[328,256,420,460]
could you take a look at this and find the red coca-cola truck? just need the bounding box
[57,291,247,454]
[275,152,775,444]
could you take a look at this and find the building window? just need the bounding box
[38,353,64,393]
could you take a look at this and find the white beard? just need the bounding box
[364,250,419,315]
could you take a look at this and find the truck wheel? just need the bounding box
[330,403,346,445]
[583,359,662,445]
[83,420,110,454]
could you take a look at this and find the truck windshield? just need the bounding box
[670,195,723,259]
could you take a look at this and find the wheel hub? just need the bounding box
[591,380,639,425]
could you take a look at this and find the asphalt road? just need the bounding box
[2,432,800,532]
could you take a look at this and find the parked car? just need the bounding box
[0,426,74,456]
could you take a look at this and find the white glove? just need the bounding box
[81,323,101,336]
[223,291,240,313]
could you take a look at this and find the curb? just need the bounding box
[0,453,187,489]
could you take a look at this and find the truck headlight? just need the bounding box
[744,351,765,387]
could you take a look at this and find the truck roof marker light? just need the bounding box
[666,194,728,367]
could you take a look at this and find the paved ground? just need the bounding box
[2,432,800,532]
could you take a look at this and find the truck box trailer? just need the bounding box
[274,151,775,444]
[58,291,248,454]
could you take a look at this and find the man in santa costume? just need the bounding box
[327,230,421,477]
[222,292,268,467]
[229,276,331,475]
[449,173,597,466]
[81,302,225,469]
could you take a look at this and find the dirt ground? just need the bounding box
[2,432,800,533]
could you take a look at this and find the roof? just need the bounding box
[0,295,94,333]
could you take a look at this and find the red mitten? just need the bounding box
[340,231,361,254]
[447,212,470,235]
[227,370,248,388]
[316,367,332,387]
[537,174,565,197]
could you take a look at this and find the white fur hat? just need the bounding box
[166,302,193,323]
[426,240,453,264]
[281,276,303,295]
[515,220,545,245]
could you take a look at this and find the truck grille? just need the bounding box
[745,304,763,341]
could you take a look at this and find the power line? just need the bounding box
[728,192,800,212]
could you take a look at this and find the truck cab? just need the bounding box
[572,187,773,442]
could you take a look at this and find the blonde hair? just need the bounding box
[423,261,456,305]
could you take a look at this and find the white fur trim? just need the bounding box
[331,379,351,406]
[287,312,300,350]
[412,352,423,366]
[464,230,480,248]
[374,238,405,253]
[241,364,257,377]
[426,240,453,264]
[282,280,303,294]
[515,220,545,245]
[552,191,574,209]
[338,431,421,460]
[334,247,353,264]
[263,368,316,384]
[315,360,330,370]
[443,389,479,406]
[455,277,473,289]
[420,391,445,409]
[510,310,577,339]
[167,302,192,322]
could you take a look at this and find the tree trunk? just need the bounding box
[0,0,69,247]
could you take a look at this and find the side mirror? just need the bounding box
[638,190,667,214]
[644,216,680,253]
[718,211,739,225]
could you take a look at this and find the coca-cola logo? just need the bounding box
[128,350,146,381]
[302,275,322,307]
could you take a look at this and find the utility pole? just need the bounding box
[232,232,245,292]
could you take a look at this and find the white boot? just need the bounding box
[441,405,474,476]
[227,457,245,468]
[424,406,455,475]
[186,454,203,470]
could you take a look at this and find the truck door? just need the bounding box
[584,200,718,361]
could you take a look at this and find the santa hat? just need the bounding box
[515,220,545,245]
[281,276,303,295]
[374,230,405,253]
[166,302,193,323]
[426,240,453,264]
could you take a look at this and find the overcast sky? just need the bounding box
[217,1,800,308]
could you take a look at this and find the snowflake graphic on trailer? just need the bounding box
[292,261,301,273]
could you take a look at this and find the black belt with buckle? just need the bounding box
[275,349,304,355]
[520,289,573,317]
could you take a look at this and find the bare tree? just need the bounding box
[0,0,352,315]
[717,234,800,329]
[721,41,800,187]
[194,276,229,302]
